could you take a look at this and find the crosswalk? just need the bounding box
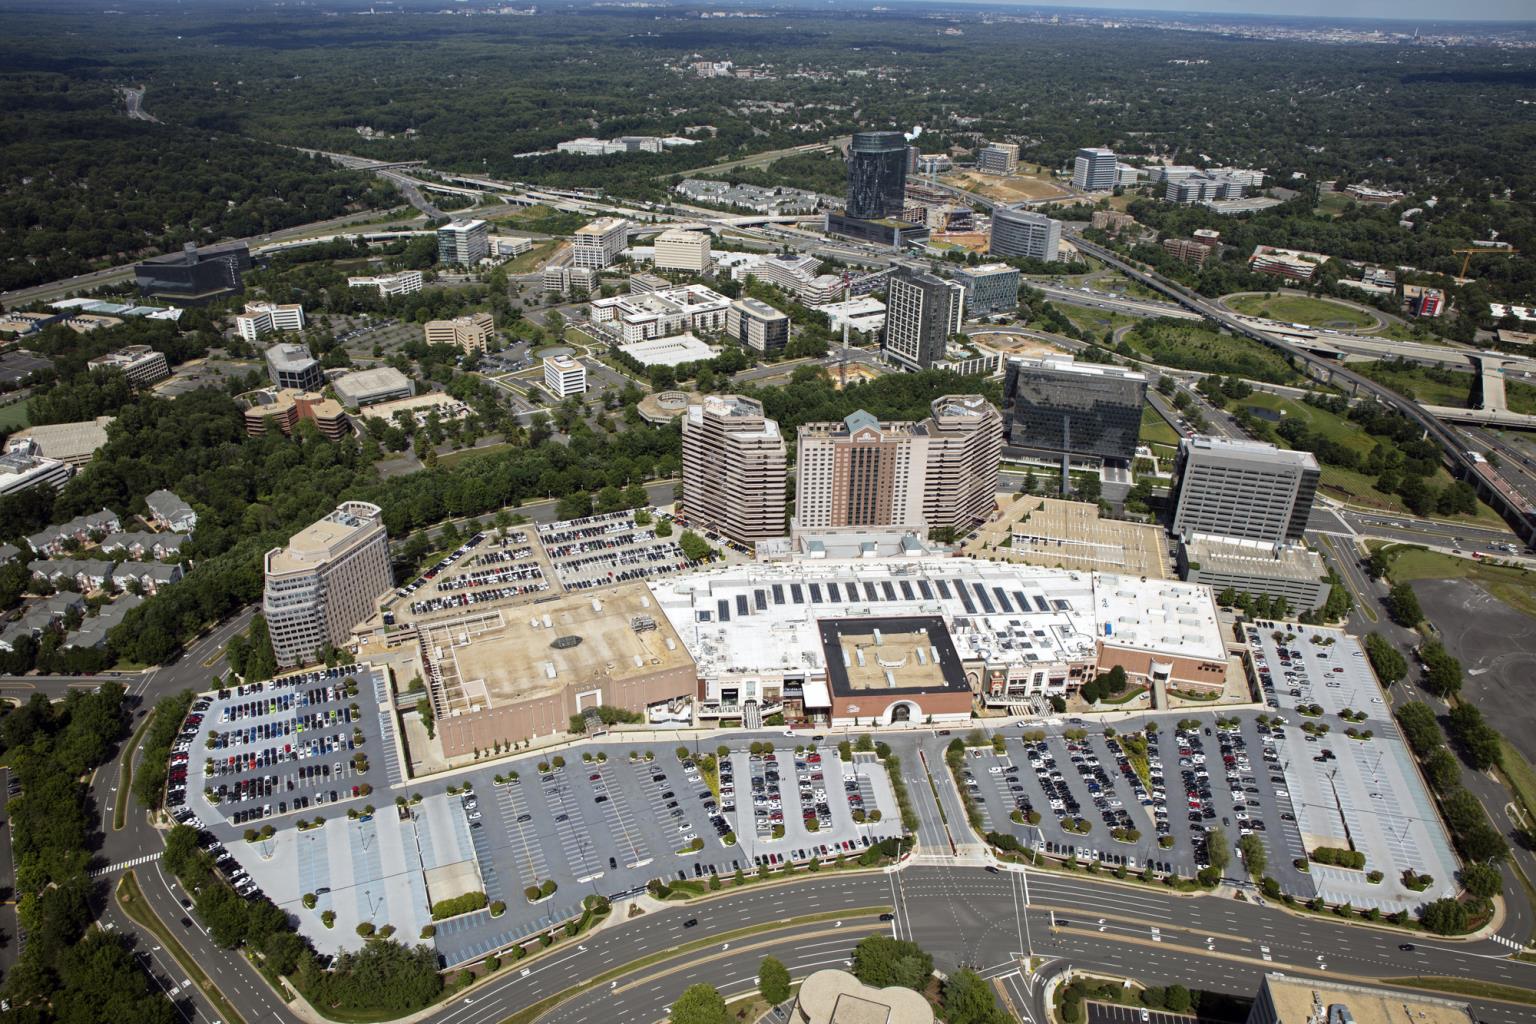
[90,852,159,877]
[1489,932,1527,950]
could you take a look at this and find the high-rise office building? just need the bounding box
[437,220,490,266]
[794,396,1001,537]
[990,207,1063,262]
[1072,147,1118,191]
[653,228,713,273]
[846,131,909,220]
[1002,355,1147,466]
[1171,436,1320,546]
[882,267,964,371]
[681,395,787,544]
[726,298,792,354]
[263,501,390,668]
[976,142,1020,176]
[572,217,630,270]
[543,355,587,398]
[264,343,324,392]
[952,263,1020,317]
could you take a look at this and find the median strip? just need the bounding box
[491,907,890,1024]
[115,870,250,1024]
[114,708,157,831]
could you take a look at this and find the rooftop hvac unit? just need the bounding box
[593,598,603,612]
[885,669,896,688]
[930,646,941,664]
[543,613,553,627]
[854,647,866,668]
[873,629,883,646]
[641,596,651,607]
[529,617,541,628]
[635,654,645,668]
[916,647,927,665]
[544,663,557,679]
[665,637,676,650]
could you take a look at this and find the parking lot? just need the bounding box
[538,510,701,591]
[723,747,904,862]
[173,666,387,830]
[396,527,554,618]
[1245,623,1459,910]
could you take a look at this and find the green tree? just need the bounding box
[1419,898,1469,935]
[1205,825,1230,876]
[679,530,712,563]
[670,983,731,1024]
[1459,863,1501,899]
[851,935,933,991]
[1386,583,1422,626]
[944,968,1009,1024]
[1363,633,1407,685]
[1238,833,1267,879]
[758,956,791,1005]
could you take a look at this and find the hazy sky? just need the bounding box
[966,0,1536,21]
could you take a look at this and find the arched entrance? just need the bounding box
[884,701,920,725]
[891,703,912,723]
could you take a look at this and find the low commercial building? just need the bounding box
[792,970,933,1024]
[333,367,416,409]
[6,416,113,467]
[235,302,306,342]
[651,560,1231,720]
[145,490,197,533]
[415,585,699,758]
[358,393,470,429]
[1178,534,1329,610]
[490,236,534,258]
[618,334,720,368]
[817,297,886,335]
[85,346,169,387]
[0,442,73,496]
[543,355,587,398]
[265,343,324,392]
[628,272,672,294]
[346,270,424,297]
[1404,284,1444,318]
[589,285,731,343]
[653,228,713,273]
[1343,184,1406,204]
[423,312,495,355]
[243,389,350,440]
[263,501,391,668]
[1249,245,1331,282]
[725,297,791,354]
[952,263,1020,317]
[1246,974,1472,1024]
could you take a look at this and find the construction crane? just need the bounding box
[1453,245,1519,280]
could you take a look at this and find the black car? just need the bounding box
[878,912,894,922]
[1399,943,1416,952]
[684,918,698,928]
[610,856,618,869]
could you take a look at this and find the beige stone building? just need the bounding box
[681,395,787,544]
[263,502,391,668]
[423,312,495,354]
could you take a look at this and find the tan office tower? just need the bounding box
[681,395,787,544]
[794,396,1001,537]
[263,501,391,668]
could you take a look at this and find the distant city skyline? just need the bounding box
[931,0,1535,23]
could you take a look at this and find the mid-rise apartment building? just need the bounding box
[990,207,1063,262]
[1002,355,1147,466]
[571,217,630,270]
[346,271,424,297]
[795,396,1001,537]
[653,228,713,273]
[589,285,730,343]
[1171,436,1320,545]
[265,342,324,392]
[725,297,791,354]
[86,346,169,388]
[976,142,1020,176]
[882,267,964,371]
[437,220,489,266]
[681,395,787,544]
[236,302,306,342]
[423,312,495,354]
[543,355,587,398]
[263,501,391,668]
[952,263,1020,317]
[1072,147,1117,191]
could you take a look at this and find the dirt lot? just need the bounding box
[942,170,1071,202]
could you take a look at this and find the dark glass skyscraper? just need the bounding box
[846,131,909,220]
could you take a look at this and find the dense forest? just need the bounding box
[0,78,395,291]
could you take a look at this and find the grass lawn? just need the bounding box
[1124,320,1306,384]
[1377,545,1536,619]
[1314,191,1354,218]
[1139,405,1181,448]
[436,442,517,469]
[1354,361,1475,409]
[1227,293,1375,329]
[1056,304,1139,338]
[503,239,561,274]
[1238,393,1374,454]
[1370,320,1454,345]
[0,400,31,431]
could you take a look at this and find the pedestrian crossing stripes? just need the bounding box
[1490,933,1527,950]
[90,853,159,877]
